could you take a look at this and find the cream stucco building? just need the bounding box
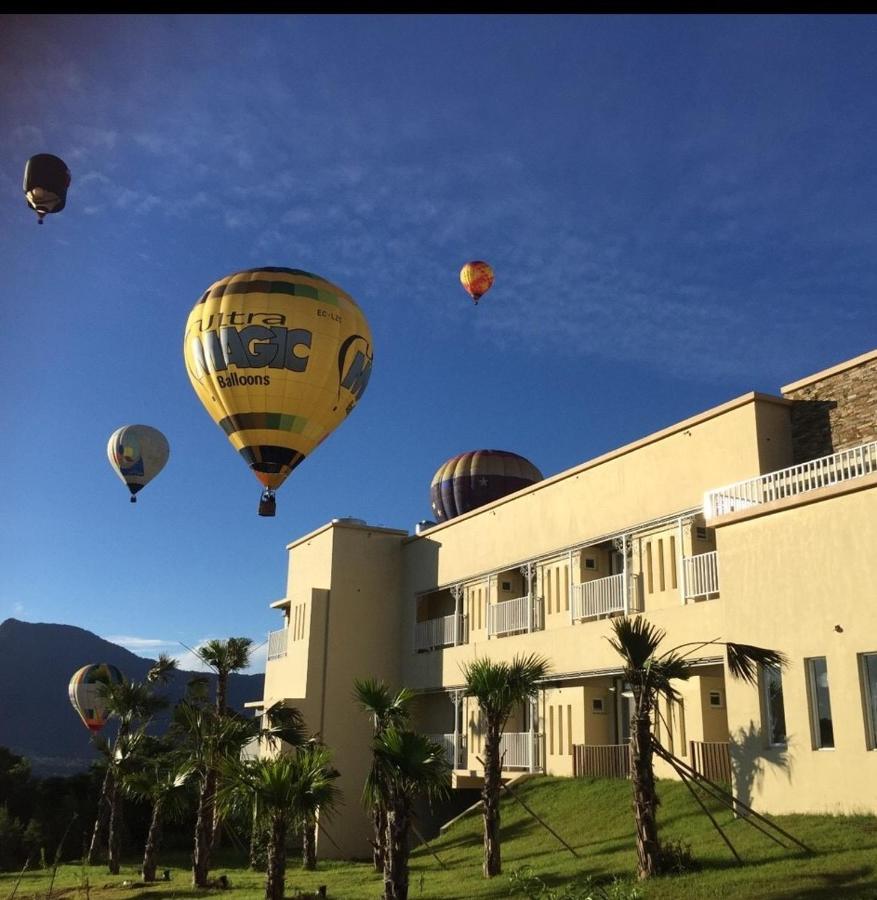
[251,347,877,859]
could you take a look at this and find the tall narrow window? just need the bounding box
[563,564,570,610]
[669,535,678,589]
[807,657,835,749]
[762,664,787,746]
[861,653,877,750]
[658,539,666,591]
[646,542,654,594]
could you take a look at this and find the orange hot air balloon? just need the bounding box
[459,260,494,304]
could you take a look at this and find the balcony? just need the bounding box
[415,614,467,652]
[683,551,719,600]
[267,627,288,661]
[572,573,625,621]
[427,733,467,769]
[705,439,877,519]
[499,731,543,771]
[487,594,543,637]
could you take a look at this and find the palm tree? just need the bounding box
[607,615,787,880]
[120,737,190,882]
[196,637,254,846]
[217,744,341,900]
[462,653,550,878]
[197,637,254,715]
[93,655,177,874]
[366,729,451,900]
[173,698,256,888]
[353,677,414,873]
[293,742,341,871]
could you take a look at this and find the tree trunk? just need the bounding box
[87,767,113,865]
[107,776,122,875]
[481,722,502,878]
[192,769,216,887]
[265,814,287,900]
[141,798,164,882]
[249,795,262,869]
[630,701,661,879]
[302,819,317,870]
[383,795,409,900]
[372,802,386,872]
[216,674,228,716]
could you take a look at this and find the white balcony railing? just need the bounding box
[427,733,467,769]
[267,627,288,661]
[414,614,467,651]
[683,551,719,599]
[499,732,543,770]
[487,595,543,637]
[705,439,877,519]
[572,573,625,621]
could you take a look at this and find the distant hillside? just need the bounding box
[0,618,264,776]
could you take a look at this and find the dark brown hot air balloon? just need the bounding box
[429,449,543,522]
[23,154,71,224]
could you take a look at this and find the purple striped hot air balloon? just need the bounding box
[429,450,543,523]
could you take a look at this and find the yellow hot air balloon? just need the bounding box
[460,260,494,304]
[183,267,373,516]
[107,424,170,503]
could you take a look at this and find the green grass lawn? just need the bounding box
[3,776,877,899]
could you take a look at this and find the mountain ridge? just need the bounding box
[0,618,264,776]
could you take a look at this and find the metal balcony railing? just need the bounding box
[414,614,467,651]
[488,595,543,637]
[705,439,877,519]
[427,733,467,769]
[572,573,625,621]
[499,732,543,770]
[267,627,288,661]
[683,551,719,599]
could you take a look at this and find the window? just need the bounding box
[708,690,723,709]
[592,698,605,714]
[861,653,877,749]
[584,557,597,570]
[762,664,787,746]
[806,657,835,749]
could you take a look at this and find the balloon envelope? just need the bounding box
[430,449,543,522]
[459,260,494,303]
[183,267,373,500]
[23,154,71,222]
[68,663,123,733]
[107,425,170,502]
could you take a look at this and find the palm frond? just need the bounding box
[607,616,666,670]
[726,643,788,685]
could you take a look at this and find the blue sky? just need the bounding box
[2,14,876,673]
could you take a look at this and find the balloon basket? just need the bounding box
[258,491,277,517]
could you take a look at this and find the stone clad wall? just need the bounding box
[782,351,877,462]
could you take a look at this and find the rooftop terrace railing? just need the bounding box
[704,439,877,519]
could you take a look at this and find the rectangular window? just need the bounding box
[807,657,835,749]
[567,704,573,754]
[669,535,678,589]
[563,565,570,611]
[646,542,654,594]
[549,705,554,755]
[762,664,787,746]
[557,704,564,756]
[861,653,877,750]
[658,539,666,591]
[592,697,604,714]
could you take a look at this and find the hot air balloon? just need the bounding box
[430,449,543,523]
[107,425,170,503]
[459,260,494,304]
[23,154,71,224]
[69,663,123,734]
[183,267,374,516]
